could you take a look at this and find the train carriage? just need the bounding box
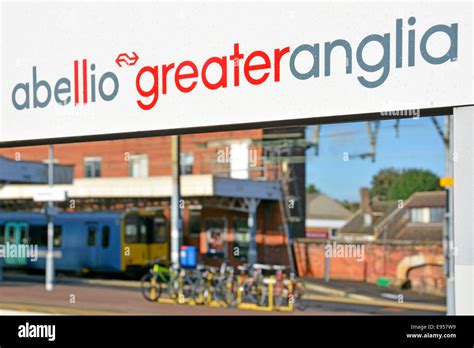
[0,210,169,273]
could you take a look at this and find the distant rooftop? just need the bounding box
[405,191,446,208]
[306,193,352,220]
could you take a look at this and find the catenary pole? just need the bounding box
[45,144,55,291]
[170,136,182,267]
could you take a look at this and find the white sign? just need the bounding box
[33,188,67,202]
[0,1,473,144]
[37,250,63,259]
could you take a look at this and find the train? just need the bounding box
[0,210,169,273]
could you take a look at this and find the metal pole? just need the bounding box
[445,115,455,314]
[453,106,474,315]
[170,136,182,267]
[324,240,330,282]
[247,198,258,265]
[45,144,55,291]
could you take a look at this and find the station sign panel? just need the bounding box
[0,1,473,145]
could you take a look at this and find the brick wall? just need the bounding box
[0,129,264,178]
[294,239,445,295]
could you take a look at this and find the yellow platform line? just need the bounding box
[304,294,447,312]
[77,279,141,288]
[0,302,123,315]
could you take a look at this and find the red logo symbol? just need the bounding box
[115,52,139,67]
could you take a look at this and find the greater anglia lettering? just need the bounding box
[135,16,457,110]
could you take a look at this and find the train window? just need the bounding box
[29,225,62,247]
[102,225,110,248]
[53,229,62,247]
[0,225,3,244]
[20,225,28,244]
[139,223,147,243]
[87,226,96,246]
[124,215,140,243]
[6,226,15,243]
[152,217,167,243]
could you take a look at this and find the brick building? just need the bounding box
[305,193,352,239]
[294,190,447,294]
[0,127,306,267]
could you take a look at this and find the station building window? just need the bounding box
[188,205,202,236]
[180,152,194,174]
[204,218,227,258]
[84,157,101,178]
[232,218,249,260]
[128,154,149,178]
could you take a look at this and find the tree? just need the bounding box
[370,168,400,200]
[337,199,360,213]
[387,169,441,201]
[307,184,320,194]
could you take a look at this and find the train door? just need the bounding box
[86,223,99,270]
[139,216,152,265]
[123,214,148,267]
[3,222,29,265]
[147,216,168,263]
[96,224,111,269]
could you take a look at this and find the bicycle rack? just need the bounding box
[151,275,296,312]
[236,276,294,312]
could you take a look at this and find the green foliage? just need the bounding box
[387,169,441,201]
[337,200,360,213]
[307,184,320,194]
[370,168,400,200]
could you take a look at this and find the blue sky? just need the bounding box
[305,116,447,202]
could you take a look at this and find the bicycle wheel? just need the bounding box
[241,281,254,304]
[140,272,161,302]
[181,276,196,300]
[223,279,238,307]
[273,284,286,308]
[293,281,308,311]
[257,283,269,307]
[168,278,180,300]
[193,277,207,305]
[212,279,229,305]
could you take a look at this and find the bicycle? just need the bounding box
[193,265,220,305]
[141,258,173,301]
[270,264,308,311]
[235,263,267,306]
[289,272,308,311]
[211,262,237,306]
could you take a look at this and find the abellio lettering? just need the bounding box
[11,59,119,110]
